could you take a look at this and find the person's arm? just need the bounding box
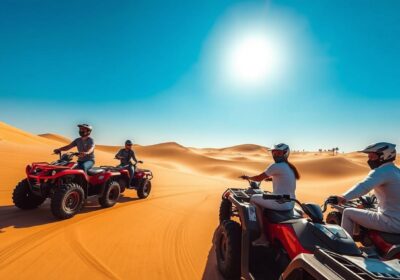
[241,163,276,181]
[243,172,270,182]
[54,140,76,153]
[131,150,138,163]
[342,170,384,202]
[86,143,95,155]
[115,150,122,159]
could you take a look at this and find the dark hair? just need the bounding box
[287,160,300,180]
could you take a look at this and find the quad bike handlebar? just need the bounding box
[51,151,80,163]
[321,194,378,213]
[113,157,143,165]
[239,176,272,190]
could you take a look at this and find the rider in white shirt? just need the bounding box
[334,142,400,237]
[241,143,300,246]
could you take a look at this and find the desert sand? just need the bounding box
[0,121,374,279]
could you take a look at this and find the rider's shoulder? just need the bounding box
[268,162,287,170]
[370,163,397,176]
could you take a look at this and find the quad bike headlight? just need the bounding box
[51,170,57,176]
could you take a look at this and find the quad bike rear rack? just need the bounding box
[281,248,400,280]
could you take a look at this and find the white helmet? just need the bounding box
[78,124,93,131]
[358,142,396,162]
[270,143,290,159]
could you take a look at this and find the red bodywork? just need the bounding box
[345,201,400,260]
[368,231,400,259]
[134,168,153,179]
[26,162,120,185]
[264,217,312,259]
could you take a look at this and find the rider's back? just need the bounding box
[266,162,296,198]
[374,163,400,218]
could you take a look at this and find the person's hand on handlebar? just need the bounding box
[329,195,346,205]
[138,160,143,164]
[53,149,61,154]
[239,175,250,180]
[78,152,87,158]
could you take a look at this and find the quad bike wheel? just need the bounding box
[12,179,46,209]
[216,220,242,279]
[326,211,342,225]
[137,179,151,199]
[99,180,121,208]
[219,198,232,223]
[51,183,84,219]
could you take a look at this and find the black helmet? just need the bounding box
[125,140,133,145]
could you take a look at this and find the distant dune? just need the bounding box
[0,121,372,279]
[38,133,71,144]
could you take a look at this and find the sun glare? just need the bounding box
[223,31,287,89]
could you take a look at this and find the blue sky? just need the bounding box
[0,0,399,151]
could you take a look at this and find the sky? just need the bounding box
[0,0,399,151]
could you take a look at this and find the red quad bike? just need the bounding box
[324,195,400,260]
[100,160,153,199]
[12,152,129,219]
[216,180,400,280]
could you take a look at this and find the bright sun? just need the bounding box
[224,32,286,89]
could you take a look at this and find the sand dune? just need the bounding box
[0,122,371,279]
[38,133,71,144]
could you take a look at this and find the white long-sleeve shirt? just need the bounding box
[264,162,296,199]
[343,162,400,219]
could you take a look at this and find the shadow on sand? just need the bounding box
[202,226,225,280]
[0,194,140,232]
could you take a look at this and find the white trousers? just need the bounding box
[341,208,400,236]
[250,194,294,211]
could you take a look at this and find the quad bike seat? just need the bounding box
[376,231,400,244]
[87,167,105,176]
[263,208,303,223]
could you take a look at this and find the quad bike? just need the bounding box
[12,152,129,219]
[216,179,400,280]
[323,195,400,260]
[100,160,153,199]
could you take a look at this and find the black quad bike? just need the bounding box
[215,179,400,280]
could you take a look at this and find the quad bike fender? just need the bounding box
[95,175,120,198]
[134,170,153,180]
[241,204,260,280]
[228,196,260,280]
[385,245,400,259]
[88,172,117,185]
[368,230,399,258]
[266,222,311,260]
[26,169,89,197]
[27,169,89,182]
[281,252,341,280]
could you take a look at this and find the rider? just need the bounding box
[115,140,138,185]
[334,142,400,237]
[53,124,95,173]
[241,143,300,246]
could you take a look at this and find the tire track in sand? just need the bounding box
[0,189,205,271]
[162,193,212,279]
[64,228,120,280]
